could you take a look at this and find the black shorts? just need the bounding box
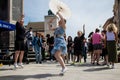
[88,43,93,52]
[74,49,82,56]
[93,44,102,50]
[15,40,25,50]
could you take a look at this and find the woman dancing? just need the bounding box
[48,11,67,74]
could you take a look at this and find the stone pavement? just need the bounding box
[0,60,120,80]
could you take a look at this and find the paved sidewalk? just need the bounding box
[0,60,120,80]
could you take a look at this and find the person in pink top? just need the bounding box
[92,28,102,65]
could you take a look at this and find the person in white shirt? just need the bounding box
[105,23,118,69]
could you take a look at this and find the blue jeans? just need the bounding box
[34,47,42,63]
[27,40,33,50]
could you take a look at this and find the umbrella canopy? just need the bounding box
[0,20,15,31]
[49,0,71,19]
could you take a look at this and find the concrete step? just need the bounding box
[27,54,35,57]
[28,51,35,54]
[27,58,36,62]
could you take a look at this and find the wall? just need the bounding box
[44,15,58,37]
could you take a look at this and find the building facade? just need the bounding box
[103,0,120,31]
[0,0,23,48]
[114,0,120,30]
[44,15,57,37]
[27,22,45,37]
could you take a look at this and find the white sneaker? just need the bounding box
[59,67,68,75]
[61,67,68,73]
[111,65,115,69]
[18,63,24,68]
[14,63,19,69]
[107,64,110,68]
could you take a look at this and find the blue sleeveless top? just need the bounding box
[51,27,67,55]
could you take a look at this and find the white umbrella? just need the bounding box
[49,0,71,19]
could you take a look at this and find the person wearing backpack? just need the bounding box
[26,27,34,51]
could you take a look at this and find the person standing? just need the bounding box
[49,36,54,61]
[32,32,42,64]
[46,34,51,59]
[105,23,118,68]
[14,15,25,68]
[82,38,87,63]
[73,25,85,64]
[67,36,73,62]
[101,30,108,65]
[26,27,34,51]
[41,35,46,61]
[92,28,102,65]
[48,12,67,74]
[46,34,54,61]
[88,32,94,64]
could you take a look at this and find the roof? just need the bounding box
[27,22,44,32]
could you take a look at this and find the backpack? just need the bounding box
[26,31,32,40]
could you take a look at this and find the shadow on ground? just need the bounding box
[0,73,62,80]
[83,67,111,72]
[0,68,13,71]
[68,62,99,67]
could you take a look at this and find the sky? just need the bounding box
[24,0,114,38]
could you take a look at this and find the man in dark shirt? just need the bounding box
[74,31,84,63]
[14,15,25,69]
[49,36,54,60]
[72,25,85,64]
[46,34,54,60]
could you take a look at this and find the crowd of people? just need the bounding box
[0,13,119,75]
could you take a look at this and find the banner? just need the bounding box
[0,20,15,31]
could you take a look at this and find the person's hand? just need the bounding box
[56,11,59,15]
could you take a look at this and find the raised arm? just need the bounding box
[56,12,64,22]
[56,12,66,29]
[83,24,85,34]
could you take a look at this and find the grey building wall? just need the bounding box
[0,0,23,48]
[44,15,57,37]
[0,0,9,21]
[12,0,23,21]
[118,0,120,29]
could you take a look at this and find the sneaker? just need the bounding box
[50,59,53,62]
[14,63,19,69]
[61,67,68,73]
[39,61,42,64]
[97,63,100,65]
[91,62,95,65]
[71,62,75,65]
[36,61,38,64]
[107,64,110,67]
[84,59,86,63]
[79,62,83,64]
[18,63,24,68]
[111,65,115,69]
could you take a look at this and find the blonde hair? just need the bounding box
[106,23,117,33]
